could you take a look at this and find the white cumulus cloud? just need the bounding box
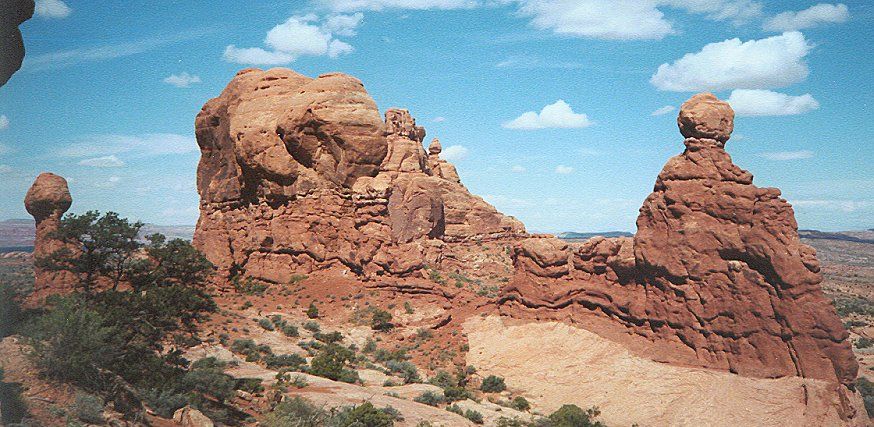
[555,165,574,174]
[35,0,71,19]
[441,145,469,161]
[727,89,819,116]
[503,100,592,130]
[757,150,814,161]
[431,116,446,123]
[163,72,201,88]
[764,3,849,32]
[651,105,675,116]
[223,14,360,65]
[651,32,812,92]
[0,115,8,130]
[512,165,526,173]
[78,155,125,168]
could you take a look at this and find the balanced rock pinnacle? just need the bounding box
[25,173,74,297]
[677,92,734,145]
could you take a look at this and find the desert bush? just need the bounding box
[0,368,29,425]
[231,275,268,295]
[386,360,420,384]
[71,393,105,424]
[464,409,484,424]
[371,308,394,331]
[428,370,456,388]
[446,403,464,414]
[307,302,319,319]
[235,377,264,394]
[314,331,344,344]
[265,353,307,371]
[404,301,414,314]
[481,375,506,393]
[0,282,23,338]
[262,397,330,427]
[259,318,275,331]
[282,324,300,337]
[858,377,874,419]
[309,344,359,383]
[373,347,409,363]
[443,386,473,402]
[414,390,444,407]
[333,402,396,427]
[304,321,321,332]
[855,337,873,349]
[511,396,531,411]
[547,404,605,427]
[141,388,188,418]
[834,296,874,317]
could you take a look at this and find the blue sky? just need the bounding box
[0,1,871,232]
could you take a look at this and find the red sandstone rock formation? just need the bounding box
[193,68,525,283]
[24,172,73,296]
[500,93,861,419]
[0,0,33,87]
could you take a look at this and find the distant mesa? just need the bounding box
[0,0,34,87]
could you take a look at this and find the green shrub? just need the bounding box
[0,368,28,425]
[262,397,329,427]
[235,377,264,394]
[414,390,444,407]
[141,388,188,418]
[232,276,268,295]
[511,396,530,411]
[0,282,23,338]
[834,296,874,317]
[282,324,300,337]
[371,309,393,331]
[856,337,873,349]
[386,360,421,384]
[303,321,321,332]
[259,318,275,331]
[443,386,473,402]
[428,370,456,388]
[464,409,484,424]
[858,377,874,420]
[307,302,319,319]
[334,402,395,427]
[314,331,344,344]
[309,344,359,383]
[446,404,464,415]
[181,358,236,403]
[404,301,414,314]
[547,404,605,427]
[71,393,104,424]
[480,375,506,393]
[265,354,307,370]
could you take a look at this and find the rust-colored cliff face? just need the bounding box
[499,93,861,421]
[192,68,525,283]
[186,72,864,422]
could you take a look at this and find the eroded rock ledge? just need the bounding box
[192,68,525,281]
[499,94,859,419]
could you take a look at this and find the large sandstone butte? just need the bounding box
[193,68,525,284]
[182,72,863,424]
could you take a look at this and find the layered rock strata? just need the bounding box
[193,68,525,283]
[499,93,862,421]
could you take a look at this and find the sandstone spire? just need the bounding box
[25,173,73,296]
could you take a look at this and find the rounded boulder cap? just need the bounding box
[428,138,442,155]
[677,93,734,145]
[24,172,72,220]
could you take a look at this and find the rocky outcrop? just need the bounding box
[193,68,525,283]
[0,0,33,87]
[24,173,74,297]
[500,93,863,422]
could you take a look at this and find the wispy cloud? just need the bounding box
[728,89,819,116]
[757,150,814,161]
[496,55,584,69]
[764,3,849,32]
[223,14,360,65]
[35,0,71,19]
[0,143,10,155]
[791,199,870,212]
[78,155,125,168]
[58,133,197,158]
[511,165,526,173]
[432,116,446,123]
[163,72,202,88]
[555,165,574,174]
[24,30,208,72]
[651,105,675,116]
[0,115,8,130]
